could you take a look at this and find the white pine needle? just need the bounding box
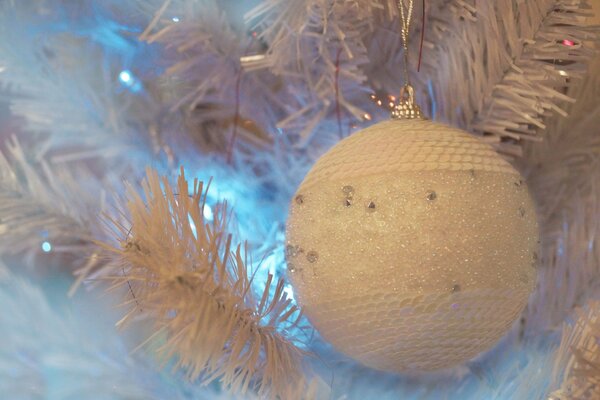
[87,167,311,399]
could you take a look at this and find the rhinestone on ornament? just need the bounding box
[342,185,355,195]
[366,201,377,212]
[306,251,319,263]
[342,185,355,207]
[285,244,301,258]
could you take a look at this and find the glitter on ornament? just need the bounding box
[286,119,539,372]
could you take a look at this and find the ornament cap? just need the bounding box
[391,85,424,120]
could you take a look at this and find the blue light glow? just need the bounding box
[42,241,52,252]
[181,163,293,307]
[119,70,132,83]
[557,239,565,256]
[172,17,180,22]
[428,80,437,119]
[283,283,296,301]
[203,205,214,221]
[118,70,143,93]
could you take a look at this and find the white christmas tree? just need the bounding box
[0,0,599,399]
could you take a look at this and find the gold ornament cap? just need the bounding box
[391,85,424,120]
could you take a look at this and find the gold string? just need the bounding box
[391,0,423,120]
[398,0,415,88]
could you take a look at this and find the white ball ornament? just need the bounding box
[285,115,539,372]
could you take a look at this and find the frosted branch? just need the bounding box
[87,168,313,399]
[549,301,600,399]
[0,137,108,273]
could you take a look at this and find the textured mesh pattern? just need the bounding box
[308,288,528,371]
[301,119,515,191]
[286,119,539,372]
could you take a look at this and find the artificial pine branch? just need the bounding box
[365,0,599,155]
[0,268,247,399]
[137,0,285,153]
[247,0,378,143]
[0,1,163,161]
[549,301,600,400]
[522,57,600,332]
[135,0,598,155]
[469,0,599,156]
[0,137,103,271]
[0,5,105,152]
[90,167,310,399]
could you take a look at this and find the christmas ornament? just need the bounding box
[285,116,538,371]
[285,0,539,372]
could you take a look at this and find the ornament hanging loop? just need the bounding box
[391,0,425,120]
